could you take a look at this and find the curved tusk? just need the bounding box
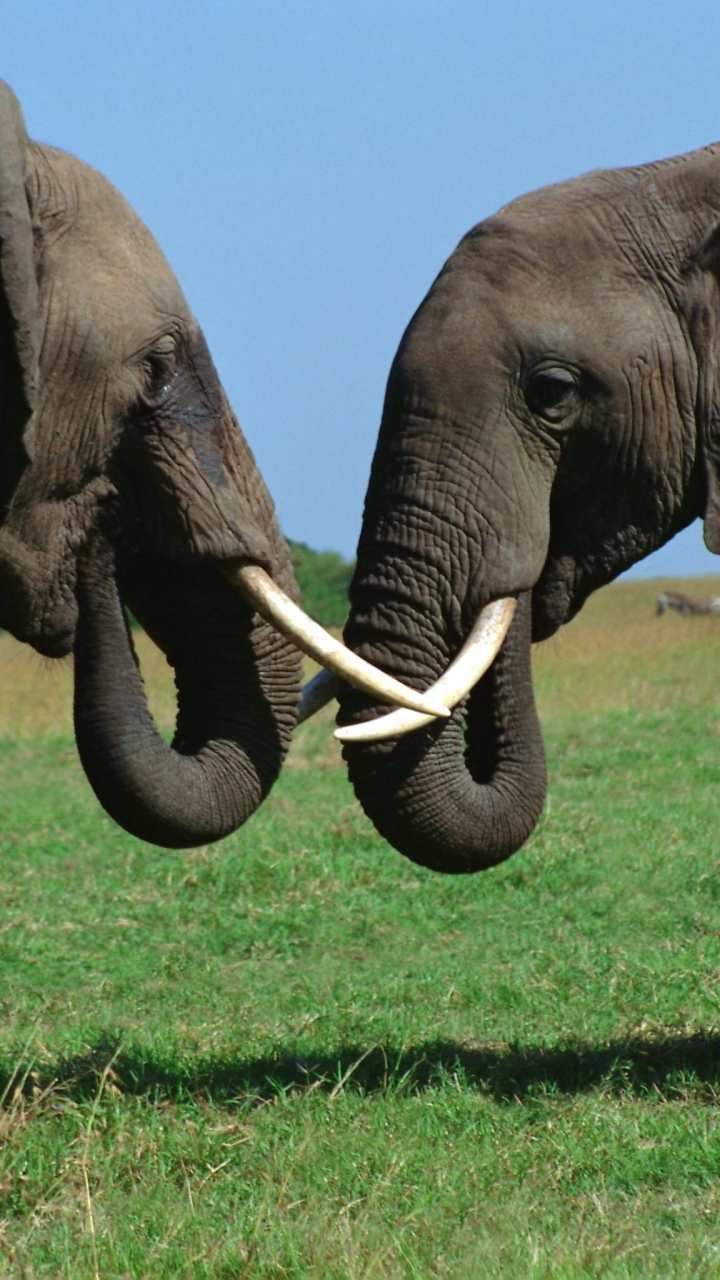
[225,563,451,720]
[297,668,341,724]
[335,596,517,744]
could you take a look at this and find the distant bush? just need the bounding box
[287,539,355,627]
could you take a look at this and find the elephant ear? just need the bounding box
[691,218,720,553]
[0,80,39,458]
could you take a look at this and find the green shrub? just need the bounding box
[287,538,355,627]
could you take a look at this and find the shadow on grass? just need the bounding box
[3,1034,720,1106]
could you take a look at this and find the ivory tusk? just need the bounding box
[297,668,341,724]
[225,563,451,720]
[334,596,517,744]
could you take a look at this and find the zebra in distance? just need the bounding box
[656,591,720,617]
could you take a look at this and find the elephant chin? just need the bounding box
[340,591,547,873]
[72,534,300,848]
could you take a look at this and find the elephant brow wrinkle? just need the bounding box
[396,397,484,437]
[28,146,76,239]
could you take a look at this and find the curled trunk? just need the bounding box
[340,592,546,873]
[73,536,301,847]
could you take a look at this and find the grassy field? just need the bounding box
[1,577,720,1276]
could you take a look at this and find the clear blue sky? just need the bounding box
[4,1,720,576]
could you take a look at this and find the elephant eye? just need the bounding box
[141,339,177,402]
[524,367,579,427]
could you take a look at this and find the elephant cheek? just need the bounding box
[120,420,277,572]
[153,470,274,567]
[465,524,550,617]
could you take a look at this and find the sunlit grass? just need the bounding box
[1,577,720,1274]
[2,575,718,740]
[0,630,177,740]
[534,575,720,719]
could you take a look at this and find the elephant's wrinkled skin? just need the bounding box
[339,144,720,873]
[0,81,302,846]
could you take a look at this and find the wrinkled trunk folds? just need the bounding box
[73,536,301,847]
[340,592,546,873]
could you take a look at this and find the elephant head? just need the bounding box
[0,81,434,848]
[337,142,720,873]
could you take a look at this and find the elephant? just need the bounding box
[334,140,720,874]
[0,80,437,849]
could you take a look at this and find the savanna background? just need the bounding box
[2,572,720,1276]
[5,0,720,1274]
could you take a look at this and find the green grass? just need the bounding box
[2,581,720,1274]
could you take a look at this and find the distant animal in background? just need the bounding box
[656,592,720,616]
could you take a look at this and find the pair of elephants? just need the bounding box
[1,79,718,874]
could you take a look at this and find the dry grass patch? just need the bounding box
[1,578,718,744]
[0,630,177,740]
[534,575,720,719]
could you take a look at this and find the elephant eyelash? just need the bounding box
[140,351,176,401]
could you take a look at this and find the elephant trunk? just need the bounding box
[336,346,556,873]
[341,591,545,873]
[73,536,300,847]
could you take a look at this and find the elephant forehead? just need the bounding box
[33,146,192,351]
[403,226,669,387]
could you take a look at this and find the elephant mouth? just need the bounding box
[0,527,79,658]
[0,480,119,658]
